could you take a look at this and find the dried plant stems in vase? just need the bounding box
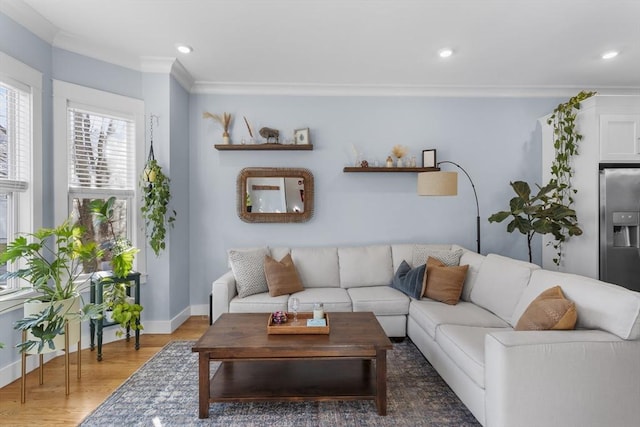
[392,145,408,167]
[203,112,233,144]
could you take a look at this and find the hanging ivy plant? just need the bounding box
[141,158,176,256]
[545,90,596,265]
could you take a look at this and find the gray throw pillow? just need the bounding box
[228,247,270,298]
[390,260,426,299]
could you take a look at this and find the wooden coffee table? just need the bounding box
[192,312,393,418]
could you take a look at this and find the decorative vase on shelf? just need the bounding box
[386,156,393,168]
[396,158,403,168]
[222,132,230,144]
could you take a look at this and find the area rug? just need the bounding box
[80,340,480,426]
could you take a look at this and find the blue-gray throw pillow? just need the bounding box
[391,260,426,299]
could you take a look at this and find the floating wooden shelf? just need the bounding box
[214,143,313,151]
[343,167,440,173]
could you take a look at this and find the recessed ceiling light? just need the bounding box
[438,48,454,58]
[175,44,193,54]
[601,50,619,60]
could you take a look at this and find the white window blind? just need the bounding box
[67,107,135,193]
[0,81,30,193]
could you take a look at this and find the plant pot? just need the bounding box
[23,296,81,354]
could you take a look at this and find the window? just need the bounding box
[53,81,145,274]
[0,53,42,295]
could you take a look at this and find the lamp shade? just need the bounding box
[417,171,458,196]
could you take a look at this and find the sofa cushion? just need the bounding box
[228,247,270,298]
[229,292,289,313]
[409,299,509,339]
[457,249,485,301]
[290,247,340,288]
[423,257,469,305]
[436,325,510,389]
[413,246,463,268]
[348,286,410,316]
[338,245,393,288]
[390,260,426,299]
[264,253,304,297]
[515,286,577,331]
[391,244,416,271]
[289,287,352,312]
[470,254,540,325]
[513,269,640,340]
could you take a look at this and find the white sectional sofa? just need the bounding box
[211,243,640,427]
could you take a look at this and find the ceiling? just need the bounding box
[3,0,640,95]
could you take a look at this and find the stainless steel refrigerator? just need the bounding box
[599,164,640,292]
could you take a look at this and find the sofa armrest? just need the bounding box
[211,270,237,323]
[485,330,640,427]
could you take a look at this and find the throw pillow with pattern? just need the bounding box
[228,247,270,298]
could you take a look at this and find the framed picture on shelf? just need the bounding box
[294,128,310,145]
[422,149,437,168]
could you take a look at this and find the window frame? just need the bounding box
[0,52,43,301]
[53,80,146,276]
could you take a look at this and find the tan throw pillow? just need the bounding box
[264,254,304,297]
[515,286,577,331]
[422,257,469,305]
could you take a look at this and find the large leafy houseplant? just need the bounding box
[0,221,102,353]
[488,181,582,263]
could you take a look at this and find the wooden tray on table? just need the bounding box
[267,312,330,335]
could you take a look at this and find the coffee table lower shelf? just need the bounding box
[209,359,377,406]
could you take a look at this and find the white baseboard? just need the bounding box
[190,303,209,317]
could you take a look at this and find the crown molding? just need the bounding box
[190,82,640,97]
[139,57,175,74]
[0,0,58,43]
[170,60,194,92]
[139,57,194,92]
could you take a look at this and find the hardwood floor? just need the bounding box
[0,315,210,427]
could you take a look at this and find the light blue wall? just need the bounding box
[169,76,190,315]
[142,72,171,322]
[52,48,142,99]
[188,94,562,305]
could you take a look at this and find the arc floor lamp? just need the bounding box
[417,161,481,253]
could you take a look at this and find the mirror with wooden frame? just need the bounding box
[237,167,314,223]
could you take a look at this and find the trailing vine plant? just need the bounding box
[140,116,176,256]
[545,90,596,265]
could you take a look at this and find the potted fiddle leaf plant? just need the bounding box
[0,221,102,353]
[488,181,582,264]
[89,197,142,337]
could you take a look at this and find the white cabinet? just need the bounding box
[600,114,640,160]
